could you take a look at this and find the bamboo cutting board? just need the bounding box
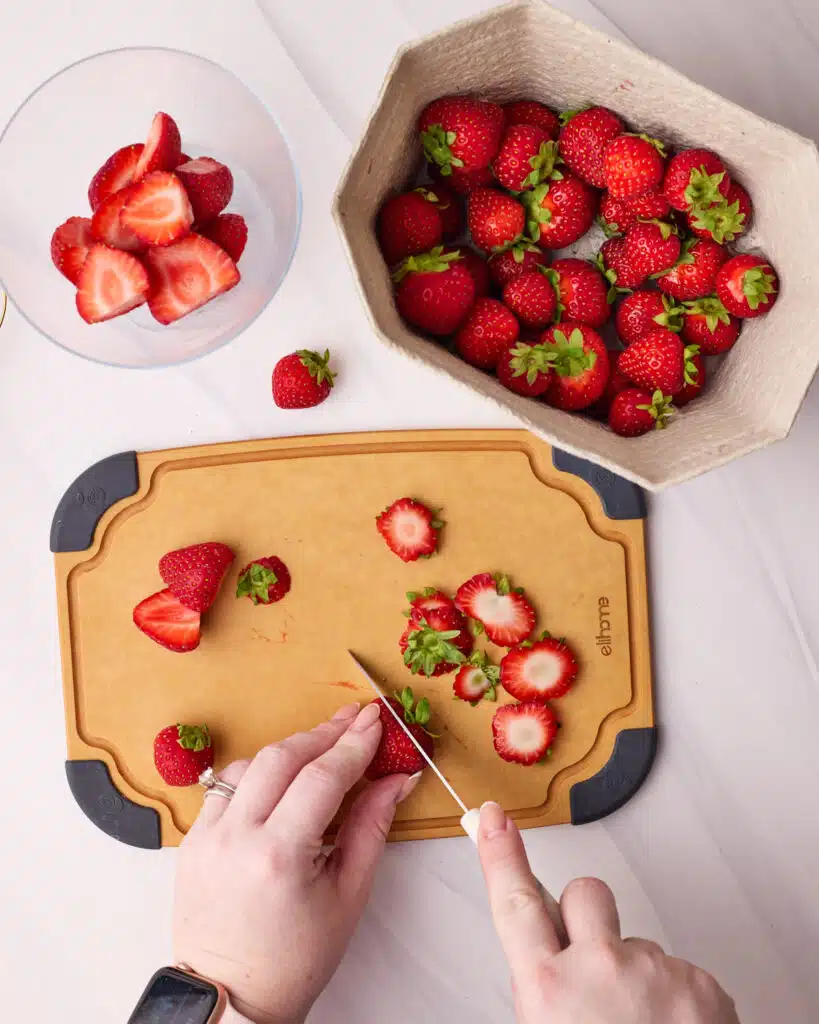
[51,430,655,849]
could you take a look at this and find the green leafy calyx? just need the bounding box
[297,349,336,389]
[683,345,701,387]
[403,623,466,677]
[176,724,211,753]
[421,124,463,175]
[543,328,596,378]
[392,245,462,283]
[522,140,563,188]
[741,265,777,310]
[684,167,727,212]
[653,295,685,332]
[684,296,730,333]
[636,390,675,430]
[689,197,745,243]
[236,562,279,604]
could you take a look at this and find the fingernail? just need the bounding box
[396,771,423,803]
[480,801,508,838]
[331,702,360,722]
[349,701,382,732]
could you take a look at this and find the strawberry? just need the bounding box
[492,702,558,765]
[628,190,671,220]
[656,238,728,301]
[603,134,666,200]
[406,587,455,621]
[502,270,557,328]
[453,651,500,705]
[544,258,611,328]
[609,387,674,437]
[419,95,504,175]
[175,157,234,225]
[715,254,779,318]
[458,247,491,297]
[376,498,442,562]
[616,290,683,346]
[455,297,520,369]
[662,149,731,213]
[619,327,699,393]
[120,171,194,247]
[496,340,555,397]
[597,238,647,293]
[418,184,462,239]
[681,296,741,354]
[455,573,535,647]
[393,247,476,335]
[673,354,706,407]
[688,180,751,244]
[177,153,192,167]
[488,242,548,288]
[430,163,494,195]
[400,607,472,676]
[88,143,144,211]
[144,234,240,325]
[377,190,443,265]
[503,100,560,139]
[75,245,150,324]
[271,348,336,409]
[133,112,183,179]
[365,690,435,779]
[589,358,633,418]
[500,635,578,702]
[199,213,248,264]
[598,193,635,238]
[542,322,610,411]
[493,127,559,192]
[159,541,236,612]
[623,220,681,278]
[51,217,93,285]
[236,556,292,604]
[467,187,525,251]
[154,724,213,786]
[90,186,145,252]
[558,106,624,188]
[522,173,597,249]
[133,589,201,652]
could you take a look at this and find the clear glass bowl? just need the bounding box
[0,47,301,368]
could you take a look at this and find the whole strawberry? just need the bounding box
[468,187,525,251]
[365,690,435,780]
[616,290,683,346]
[619,327,699,393]
[608,388,674,437]
[628,190,671,220]
[545,258,612,328]
[377,190,443,265]
[272,349,336,408]
[236,556,291,604]
[541,322,610,411]
[623,220,680,278]
[656,238,728,301]
[418,184,463,239]
[503,100,560,138]
[681,296,741,354]
[598,193,635,238]
[502,270,557,328]
[431,163,494,195]
[159,542,235,613]
[688,181,751,244]
[488,242,548,288]
[496,340,556,397]
[154,724,214,786]
[455,297,520,369]
[522,173,597,249]
[419,95,504,175]
[662,148,731,212]
[458,247,491,297]
[400,605,472,676]
[493,127,559,192]
[393,247,476,334]
[558,106,624,188]
[673,353,706,407]
[603,134,666,199]
[589,358,634,418]
[715,254,779,318]
[598,239,647,292]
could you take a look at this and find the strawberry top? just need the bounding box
[393,247,477,335]
[419,96,504,175]
[662,148,731,212]
[365,689,435,780]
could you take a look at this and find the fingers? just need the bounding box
[477,801,563,972]
[560,877,621,944]
[269,702,384,840]
[192,757,252,829]
[624,937,665,956]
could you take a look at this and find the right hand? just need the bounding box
[477,802,740,1023]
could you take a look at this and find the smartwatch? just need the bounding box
[127,965,251,1023]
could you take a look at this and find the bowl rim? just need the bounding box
[0,44,303,371]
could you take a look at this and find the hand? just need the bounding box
[173,702,419,1024]
[477,802,740,1024]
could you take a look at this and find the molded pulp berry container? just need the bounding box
[333,0,819,490]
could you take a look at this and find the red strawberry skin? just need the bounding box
[492,702,558,765]
[523,174,597,249]
[548,258,611,328]
[75,244,150,324]
[493,124,553,192]
[604,135,665,200]
[681,298,741,354]
[154,724,213,786]
[454,573,536,648]
[715,254,779,318]
[236,556,292,604]
[608,388,672,437]
[598,193,635,237]
[121,171,194,247]
[600,237,647,292]
[394,248,476,335]
[558,106,623,188]
[365,698,434,780]
[455,297,520,369]
[133,589,201,653]
[619,327,688,393]
[419,96,504,174]
[376,498,441,562]
[378,191,443,265]
[407,588,455,621]
[673,354,706,407]
[503,100,560,139]
[145,233,240,325]
[628,190,671,220]
[88,143,144,211]
[175,157,234,226]
[51,217,94,285]
[488,244,548,288]
[457,248,491,298]
[272,349,336,409]
[589,358,633,418]
[496,340,555,397]
[623,221,681,278]
[199,213,248,264]
[663,149,730,212]
[159,542,236,613]
[430,163,494,196]
[657,239,727,301]
[420,183,462,240]
[502,271,557,329]
[500,637,578,702]
[616,290,682,346]
[134,112,182,179]
[542,322,610,411]
[468,187,525,252]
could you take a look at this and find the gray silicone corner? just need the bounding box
[552,449,646,520]
[50,451,139,552]
[569,727,657,825]
[66,760,161,849]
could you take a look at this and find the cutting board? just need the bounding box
[51,429,655,849]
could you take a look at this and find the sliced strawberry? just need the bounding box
[120,171,194,247]
[175,157,234,225]
[453,652,500,704]
[376,498,442,562]
[400,606,472,677]
[500,636,578,702]
[133,588,201,652]
[143,234,240,325]
[133,112,183,179]
[199,213,248,263]
[75,245,150,324]
[492,702,558,765]
[88,143,144,212]
[455,573,536,647]
[90,185,145,251]
[51,217,93,285]
[406,587,455,623]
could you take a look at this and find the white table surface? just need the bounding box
[1,1,818,1021]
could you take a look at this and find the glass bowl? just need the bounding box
[0,47,301,368]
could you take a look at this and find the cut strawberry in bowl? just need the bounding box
[133,112,183,179]
[75,245,150,324]
[90,186,145,252]
[199,213,248,264]
[88,143,144,212]
[51,217,94,285]
[121,172,194,247]
[144,234,240,325]
[175,157,234,225]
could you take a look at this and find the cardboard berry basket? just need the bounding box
[333,0,819,490]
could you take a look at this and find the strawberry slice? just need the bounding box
[200,213,248,263]
[51,217,93,285]
[133,589,201,652]
[88,143,144,211]
[90,185,145,251]
[492,702,558,765]
[455,573,535,647]
[120,171,194,247]
[406,587,455,623]
[143,234,240,324]
[376,498,443,562]
[133,112,182,179]
[453,651,500,704]
[500,636,578,702]
[159,542,235,613]
[175,157,234,225]
[75,244,150,324]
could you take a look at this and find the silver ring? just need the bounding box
[199,766,237,800]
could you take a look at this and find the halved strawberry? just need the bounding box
[492,702,558,765]
[376,498,442,562]
[159,541,235,613]
[143,234,240,325]
[400,605,472,677]
[453,651,500,704]
[75,245,150,324]
[200,213,248,263]
[133,588,201,652]
[90,185,145,251]
[455,573,535,647]
[500,635,578,702]
[120,171,194,247]
[406,587,455,623]
[175,157,234,225]
[133,112,183,179]
[88,143,144,211]
[51,217,93,285]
